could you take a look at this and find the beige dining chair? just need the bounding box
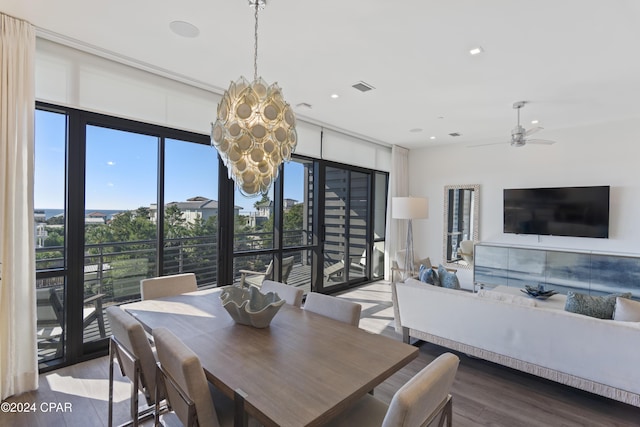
[303,292,362,327]
[325,352,460,427]
[140,272,198,301]
[106,306,159,427]
[153,327,263,427]
[261,280,304,308]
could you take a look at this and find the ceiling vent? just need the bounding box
[448,132,462,137]
[352,81,375,92]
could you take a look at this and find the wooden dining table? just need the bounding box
[122,287,418,427]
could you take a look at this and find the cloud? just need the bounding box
[107,182,114,187]
[107,161,116,166]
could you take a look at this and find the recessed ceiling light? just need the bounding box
[430,136,436,140]
[330,94,339,99]
[469,47,484,55]
[409,128,423,133]
[531,119,539,124]
[170,21,200,38]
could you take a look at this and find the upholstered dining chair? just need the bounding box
[140,272,198,301]
[325,352,460,427]
[303,292,362,327]
[106,306,159,427]
[152,327,262,427]
[260,280,304,308]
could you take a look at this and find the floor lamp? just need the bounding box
[392,197,429,278]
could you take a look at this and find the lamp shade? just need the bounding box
[392,197,428,220]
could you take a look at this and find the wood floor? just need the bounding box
[4,282,640,426]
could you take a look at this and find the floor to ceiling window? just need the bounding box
[163,139,219,286]
[34,102,388,370]
[34,108,68,364]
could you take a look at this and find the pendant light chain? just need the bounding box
[253,1,259,81]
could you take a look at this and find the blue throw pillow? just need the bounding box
[419,264,439,286]
[564,291,632,319]
[438,264,460,290]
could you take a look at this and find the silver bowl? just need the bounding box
[220,285,285,328]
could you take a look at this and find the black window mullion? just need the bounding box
[65,109,86,363]
[157,137,165,276]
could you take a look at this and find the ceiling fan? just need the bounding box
[509,101,555,147]
[469,101,556,148]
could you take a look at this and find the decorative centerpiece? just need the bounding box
[220,285,285,328]
[520,284,558,300]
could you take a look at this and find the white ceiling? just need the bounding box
[4,0,640,149]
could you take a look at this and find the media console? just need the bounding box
[473,243,640,299]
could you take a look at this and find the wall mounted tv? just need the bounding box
[503,186,610,238]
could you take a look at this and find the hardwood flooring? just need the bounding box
[3,281,640,426]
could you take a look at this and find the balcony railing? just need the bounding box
[35,230,312,304]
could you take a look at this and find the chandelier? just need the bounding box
[211,0,297,197]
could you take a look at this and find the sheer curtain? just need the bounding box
[384,145,409,280]
[0,13,38,400]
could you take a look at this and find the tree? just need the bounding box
[164,204,187,239]
[254,194,270,210]
[47,215,65,225]
[43,229,64,247]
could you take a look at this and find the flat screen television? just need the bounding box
[503,186,610,238]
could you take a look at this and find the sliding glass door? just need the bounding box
[322,166,373,290]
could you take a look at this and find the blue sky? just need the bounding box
[34,110,304,213]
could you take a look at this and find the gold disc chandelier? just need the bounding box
[211,0,297,197]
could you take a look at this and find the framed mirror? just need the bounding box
[442,184,479,270]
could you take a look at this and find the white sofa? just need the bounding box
[392,278,640,407]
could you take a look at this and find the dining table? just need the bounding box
[122,287,418,427]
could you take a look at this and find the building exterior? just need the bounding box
[150,196,241,224]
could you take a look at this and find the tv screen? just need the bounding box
[503,186,610,238]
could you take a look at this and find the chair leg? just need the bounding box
[109,341,115,427]
[96,299,106,338]
[436,396,453,427]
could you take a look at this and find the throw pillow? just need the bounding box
[438,264,460,290]
[418,264,439,286]
[564,291,633,319]
[613,297,640,322]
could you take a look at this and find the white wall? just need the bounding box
[408,117,640,288]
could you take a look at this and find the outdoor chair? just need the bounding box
[37,287,106,359]
[239,256,294,288]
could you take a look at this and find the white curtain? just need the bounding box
[0,13,38,400]
[384,145,409,280]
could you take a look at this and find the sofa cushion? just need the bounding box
[564,291,633,319]
[613,297,640,322]
[418,264,439,286]
[438,264,459,290]
[476,289,537,307]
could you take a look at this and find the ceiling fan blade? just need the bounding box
[467,141,508,148]
[525,126,543,136]
[526,139,556,145]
